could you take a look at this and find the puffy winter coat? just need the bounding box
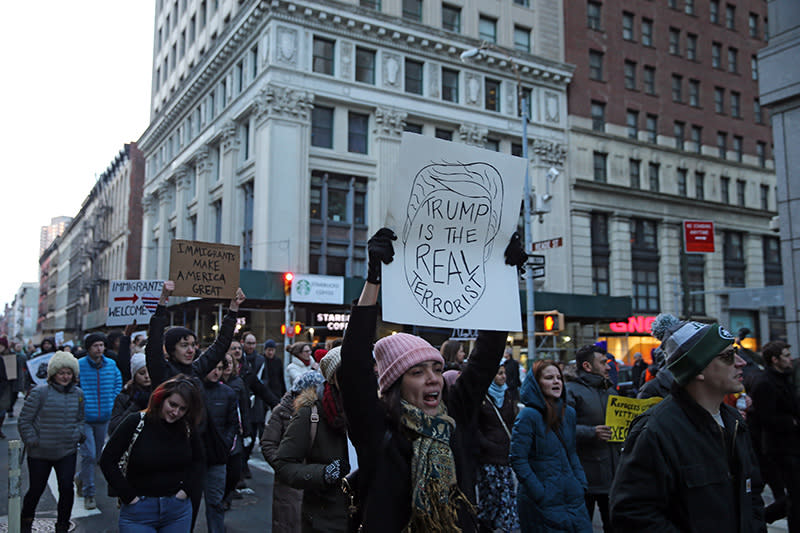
[274,387,349,532]
[78,355,122,423]
[510,374,592,533]
[285,356,311,390]
[201,380,238,465]
[19,381,84,460]
[566,371,620,494]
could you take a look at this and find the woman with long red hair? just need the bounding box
[510,360,592,532]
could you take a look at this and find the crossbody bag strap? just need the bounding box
[485,395,512,440]
[119,412,146,477]
[309,404,320,451]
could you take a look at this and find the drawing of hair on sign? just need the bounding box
[401,162,504,321]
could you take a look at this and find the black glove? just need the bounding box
[504,231,528,275]
[323,459,342,485]
[367,228,397,284]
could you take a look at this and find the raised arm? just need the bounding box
[146,281,173,387]
[192,288,245,377]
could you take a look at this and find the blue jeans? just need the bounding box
[79,421,108,498]
[203,464,226,533]
[119,495,191,533]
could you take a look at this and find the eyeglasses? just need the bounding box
[717,346,738,365]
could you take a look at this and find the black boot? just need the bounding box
[21,517,33,533]
[56,521,71,533]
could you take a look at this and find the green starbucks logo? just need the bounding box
[296,279,312,296]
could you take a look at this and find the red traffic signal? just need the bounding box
[283,272,294,295]
[534,311,565,335]
[281,321,303,337]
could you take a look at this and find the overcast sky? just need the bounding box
[0,2,155,308]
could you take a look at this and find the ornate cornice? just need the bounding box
[255,84,314,123]
[373,107,407,139]
[221,120,240,152]
[531,139,566,167]
[143,194,159,216]
[458,123,488,146]
[193,147,211,174]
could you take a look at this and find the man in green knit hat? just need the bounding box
[610,313,766,532]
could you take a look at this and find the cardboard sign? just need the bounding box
[684,221,715,253]
[605,395,663,443]
[2,354,17,380]
[382,133,525,331]
[169,240,240,298]
[106,280,165,326]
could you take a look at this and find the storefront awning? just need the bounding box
[521,290,632,322]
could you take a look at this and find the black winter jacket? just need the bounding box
[109,383,151,436]
[749,367,800,457]
[201,380,238,465]
[610,383,766,533]
[224,374,250,454]
[339,304,506,533]
[477,390,516,466]
[637,368,674,400]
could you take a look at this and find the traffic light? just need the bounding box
[534,310,564,335]
[281,321,303,337]
[283,272,294,295]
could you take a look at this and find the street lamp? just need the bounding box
[461,42,542,361]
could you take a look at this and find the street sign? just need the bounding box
[529,254,545,266]
[531,237,563,252]
[683,221,715,253]
[531,266,546,279]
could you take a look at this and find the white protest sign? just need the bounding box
[107,280,165,326]
[382,133,525,331]
[27,352,55,387]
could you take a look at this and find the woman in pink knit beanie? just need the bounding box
[338,228,527,533]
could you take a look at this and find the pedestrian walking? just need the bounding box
[100,376,204,533]
[221,350,248,509]
[284,342,314,390]
[610,313,766,531]
[18,351,84,533]
[0,336,11,438]
[476,364,520,532]
[261,371,325,533]
[338,227,523,532]
[109,352,152,435]
[511,360,592,533]
[275,347,349,532]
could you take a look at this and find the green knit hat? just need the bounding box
[652,314,736,386]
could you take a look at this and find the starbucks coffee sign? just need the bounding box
[290,274,344,305]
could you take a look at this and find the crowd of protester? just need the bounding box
[3,227,798,533]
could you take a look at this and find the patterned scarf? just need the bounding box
[399,400,473,532]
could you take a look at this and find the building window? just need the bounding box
[757,141,767,167]
[442,4,460,32]
[188,214,197,240]
[479,16,497,42]
[689,79,700,107]
[593,152,607,182]
[685,0,695,15]
[511,143,523,157]
[250,44,258,79]
[480,78,500,112]
[360,0,381,9]
[736,179,746,206]
[309,171,368,277]
[763,236,782,286]
[520,87,533,119]
[712,42,722,68]
[514,0,529,6]
[405,59,423,95]
[622,12,634,41]
[672,74,683,102]
[311,106,334,148]
[717,132,727,158]
[403,0,422,22]
[442,68,459,102]
[668,0,677,9]
[648,162,660,192]
[754,99,763,124]
[514,26,531,53]
[313,37,335,75]
[643,66,656,94]
[685,254,705,315]
[728,48,738,73]
[721,176,730,203]
[627,110,639,139]
[591,212,610,296]
[404,122,423,134]
[587,2,602,30]
[751,56,758,80]
[631,219,660,313]
[624,60,637,90]
[630,158,641,188]
[485,138,500,152]
[642,18,653,46]
[674,121,685,150]
[691,125,703,153]
[749,13,759,38]
[695,171,705,199]
[687,34,698,60]
[760,184,770,210]
[723,231,745,287]
[725,4,736,30]
[240,121,250,161]
[731,91,741,118]
[212,200,222,243]
[677,168,688,196]
[348,112,369,154]
[714,87,725,113]
[242,181,254,269]
[711,0,720,23]
[669,28,681,55]
[435,128,453,141]
[646,114,658,143]
[589,50,604,80]
[355,47,376,84]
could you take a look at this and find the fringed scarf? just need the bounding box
[399,400,473,532]
[322,382,347,433]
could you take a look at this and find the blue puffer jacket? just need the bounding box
[78,355,122,423]
[510,372,592,533]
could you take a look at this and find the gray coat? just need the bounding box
[566,371,620,494]
[19,382,84,460]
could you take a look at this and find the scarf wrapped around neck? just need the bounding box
[487,381,507,408]
[399,399,473,532]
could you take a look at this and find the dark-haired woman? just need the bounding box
[109,353,152,436]
[100,375,205,533]
[510,361,592,533]
[441,339,466,372]
[337,228,524,532]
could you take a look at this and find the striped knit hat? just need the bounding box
[374,333,444,394]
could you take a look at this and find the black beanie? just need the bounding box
[84,333,107,349]
[164,327,196,357]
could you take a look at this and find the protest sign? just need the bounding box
[169,240,240,298]
[2,354,16,380]
[605,395,663,443]
[106,280,164,326]
[27,352,56,387]
[382,133,526,331]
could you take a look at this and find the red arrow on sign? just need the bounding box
[114,294,139,304]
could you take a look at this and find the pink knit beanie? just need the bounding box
[374,333,444,393]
